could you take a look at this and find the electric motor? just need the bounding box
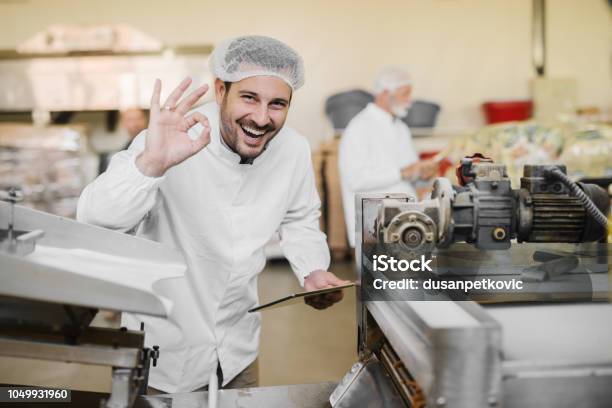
[377,157,610,251]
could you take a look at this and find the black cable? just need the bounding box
[544,167,609,228]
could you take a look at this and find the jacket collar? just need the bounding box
[366,102,396,123]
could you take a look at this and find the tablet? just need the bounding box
[248,282,357,313]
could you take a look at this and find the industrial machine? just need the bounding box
[331,159,611,407]
[0,190,186,408]
[2,155,610,407]
[0,190,337,408]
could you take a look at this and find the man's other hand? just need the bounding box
[400,162,421,181]
[401,160,439,182]
[418,159,439,180]
[303,270,351,310]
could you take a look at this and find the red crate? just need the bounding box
[482,100,533,124]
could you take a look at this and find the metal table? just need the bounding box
[138,383,337,408]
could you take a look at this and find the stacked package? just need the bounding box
[0,123,90,218]
[441,121,612,188]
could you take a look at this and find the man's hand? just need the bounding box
[136,77,211,177]
[400,162,421,181]
[418,159,439,180]
[401,160,439,181]
[303,270,352,310]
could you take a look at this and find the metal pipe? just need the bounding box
[532,0,547,76]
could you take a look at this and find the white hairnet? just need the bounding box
[209,35,305,90]
[373,65,412,94]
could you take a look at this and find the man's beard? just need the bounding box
[390,100,412,119]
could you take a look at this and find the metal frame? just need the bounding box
[0,337,140,368]
[364,301,501,407]
[333,193,612,408]
[0,325,153,408]
[0,202,172,408]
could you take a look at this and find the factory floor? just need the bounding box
[258,259,357,386]
[0,259,358,391]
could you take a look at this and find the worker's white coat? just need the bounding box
[338,103,419,247]
[77,102,330,392]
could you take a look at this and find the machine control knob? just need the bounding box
[151,345,160,367]
[0,188,24,204]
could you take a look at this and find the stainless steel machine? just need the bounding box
[0,191,186,408]
[0,191,337,408]
[2,156,610,407]
[331,160,611,408]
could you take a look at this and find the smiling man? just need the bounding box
[217,76,289,164]
[77,36,348,394]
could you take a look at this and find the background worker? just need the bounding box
[338,66,437,248]
[98,108,149,174]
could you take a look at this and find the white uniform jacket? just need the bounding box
[77,102,330,392]
[338,103,419,248]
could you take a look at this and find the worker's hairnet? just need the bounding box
[209,35,305,90]
[373,66,412,94]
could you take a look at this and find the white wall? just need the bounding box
[0,0,610,147]
[546,0,611,109]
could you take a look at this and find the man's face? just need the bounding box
[389,85,413,118]
[121,109,147,139]
[391,85,412,106]
[215,76,292,160]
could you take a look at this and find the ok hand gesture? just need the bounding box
[136,78,211,177]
